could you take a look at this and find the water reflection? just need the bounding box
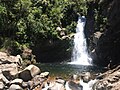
[36,63,106,78]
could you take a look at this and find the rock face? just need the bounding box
[33,39,72,63]
[0,51,76,90]
[87,0,120,66]
[94,65,120,90]
[1,51,120,90]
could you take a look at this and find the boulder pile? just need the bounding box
[0,52,49,90]
[93,65,120,90]
[0,52,93,90]
[1,51,119,90]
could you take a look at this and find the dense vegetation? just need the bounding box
[1,0,112,64]
[0,0,89,54]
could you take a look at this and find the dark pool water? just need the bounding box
[36,63,106,79]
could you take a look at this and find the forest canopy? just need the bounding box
[0,0,95,55]
[0,0,88,42]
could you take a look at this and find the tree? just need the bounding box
[0,0,89,50]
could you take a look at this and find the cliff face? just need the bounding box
[88,0,120,66]
[33,39,72,63]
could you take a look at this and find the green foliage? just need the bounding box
[93,1,108,32]
[0,0,88,51]
[0,38,22,55]
[0,5,6,14]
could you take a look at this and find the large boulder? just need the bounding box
[0,52,45,89]
[18,65,40,81]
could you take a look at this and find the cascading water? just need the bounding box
[70,16,92,65]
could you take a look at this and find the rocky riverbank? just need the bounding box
[0,51,49,90]
[93,65,120,90]
[86,0,120,67]
[0,51,120,90]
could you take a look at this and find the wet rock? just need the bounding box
[65,81,83,90]
[18,65,40,81]
[83,72,91,83]
[9,84,23,90]
[93,65,120,90]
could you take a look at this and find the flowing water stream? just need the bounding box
[70,16,92,65]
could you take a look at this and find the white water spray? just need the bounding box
[70,16,92,65]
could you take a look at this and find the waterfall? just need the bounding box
[70,16,92,65]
